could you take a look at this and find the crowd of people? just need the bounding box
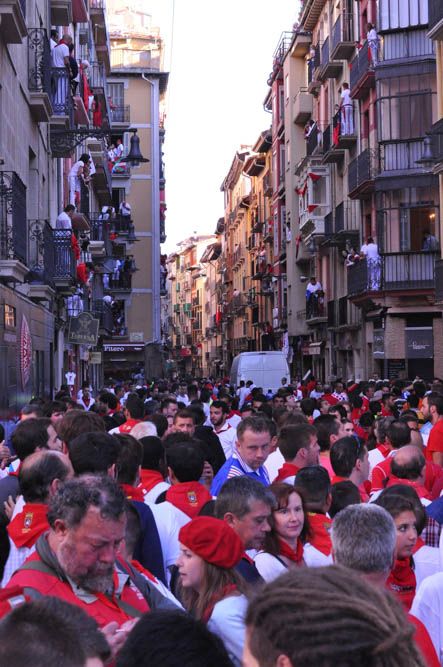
[0,373,443,666]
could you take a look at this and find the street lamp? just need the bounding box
[416,135,436,169]
[125,129,149,166]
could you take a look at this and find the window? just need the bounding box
[379,0,428,30]
[4,305,16,329]
[377,74,435,142]
[108,82,124,108]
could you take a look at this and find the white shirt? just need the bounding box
[264,448,284,482]
[68,160,86,181]
[52,42,69,67]
[306,281,322,294]
[413,544,440,589]
[55,212,72,230]
[143,481,170,505]
[119,202,131,217]
[213,422,237,459]
[237,386,250,408]
[368,28,378,43]
[176,394,190,406]
[341,88,352,106]
[368,447,387,478]
[310,390,324,399]
[360,243,379,260]
[303,544,333,568]
[254,552,287,582]
[208,594,247,666]
[148,501,183,584]
[77,396,95,411]
[411,573,443,664]
[227,413,242,429]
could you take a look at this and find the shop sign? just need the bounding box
[89,352,102,364]
[405,328,433,359]
[387,359,406,380]
[103,344,145,353]
[68,313,100,346]
[20,315,32,389]
[373,329,385,359]
[130,332,144,342]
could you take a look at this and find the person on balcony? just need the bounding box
[360,237,381,290]
[367,23,379,67]
[91,95,102,128]
[49,29,58,53]
[340,83,353,135]
[422,230,439,252]
[51,34,73,112]
[306,277,323,319]
[68,44,78,96]
[68,153,90,207]
[55,204,75,230]
[119,200,132,218]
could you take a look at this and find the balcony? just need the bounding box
[27,29,53,123]
[86,137,112,204]
[50,0,72,25]
[428,0,443,40]
[293,88,313,125]
[306,124,323,156]
[93,299,113,334]
[350,42,375,100]
[0,172,28,283]
[435,258,443,303]
[291,30,311,57]
[319,36,342,80]
[430,118,443,170]
[331,13,355,60]
[111,48,161,72]
[348,253,437,298]
[322,124,344,163]
[110,104,130,127]
[0,0,26,44]
[107,265,133,294]
[306,292,327,325]
[348,149,377,199]
[53,230,76,293]
[307,43,321,93]
[89,0,110,71]
[26,220,55,301]
[89,213,113,257]
[50,68,74,127]
[88,61,111,121]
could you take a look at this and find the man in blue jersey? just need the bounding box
[211,415,273,496]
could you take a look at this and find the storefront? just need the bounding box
[103,342,146,381]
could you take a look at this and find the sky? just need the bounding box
[155,0,300,253]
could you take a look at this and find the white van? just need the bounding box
[230,352,290,394]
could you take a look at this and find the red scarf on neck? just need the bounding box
[273,462,300,483]
[386,558,416,611]
[201,584,238,624]
[166,482,212,518]
[377,443,392,459]
[119,418,141,433]
[139,469,165,494]
[120,484,144,503]
[8,503,49,548]
[307,513,332,556]
[278,538,304,564]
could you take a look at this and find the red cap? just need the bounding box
[179,517,243,569]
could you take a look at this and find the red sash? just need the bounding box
[278,538,303,564]
[307,513,332,556]
[273,462,300,483]
[8,504,49,548]
[120,484,144,503]
[139,469,165,494]
[166,482,212,518]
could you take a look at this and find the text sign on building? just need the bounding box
[405,328,433,359]
[89,352,102,364]
[68,313,100,346]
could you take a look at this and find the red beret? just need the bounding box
[179,517,244,569]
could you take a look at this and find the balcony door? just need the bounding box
[399,205,437,251]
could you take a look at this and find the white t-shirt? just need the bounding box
[303,544,333,568]
[254,552,287,582]
[143,481,170,505]
[148,501,183,582]
[411,573,443,663]
[52,42,69,67]
[208,594,247,666]
[360,243,379,260]
[227,413,242,429]
[306,281,322,294]
[341,88,352,106]
[368,28,378,44]
[68,160,86,181]
[55,212,72,230]
[413,544,440,589]
[264,448,284,482]
[213,423,237,459]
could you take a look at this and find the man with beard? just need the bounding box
[7,475,166,648]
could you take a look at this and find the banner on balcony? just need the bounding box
[308,172,322,181]
[307,204,318,213]
[405,327,433,359]
[68,312,100,346]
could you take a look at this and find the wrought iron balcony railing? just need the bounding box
[92,299,113,332]
[28,28,52,98]
[0,171,27,264]
[111,105,130,124]
[51,67,74,121]
[89,212,113,256]
[28,219,55,286]
[347,253,437,296]
[53,229,76,282]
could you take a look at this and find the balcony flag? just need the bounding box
[308,204,318,213]
[308,172,322,181]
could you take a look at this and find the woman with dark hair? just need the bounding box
[254,483,307,582]
[375,491,420,610]
[176,516,247,665]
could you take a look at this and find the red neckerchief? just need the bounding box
[387,558,416,611]
[377,443,392,459]
[119,418,141,433]
[130,559,158,583]
[201,584,238,624]
[307,513,332,556]
[242,552,254,564]
[413,537,425,553]
[8,503,49,548]
[139,469,164,494]
[331,475,347,485]
[278,538,304,564]
[166,481,212,518]
[9,462,21,478]
[57,38,68,45]
[274,462,300,483]
[120,484,144,503]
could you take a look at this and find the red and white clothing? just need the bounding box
[109,418,141,435]
[411,572,443,664]
[273,462,300,485]
[264,448,284,481]
[139,469,170,504]
[77,396,95,411]
[425,420,443,462]
[227,412,242,429]
[2,503,49,587]
[413,539,440,589]
[254,539,304,582]
[212,422,237,459]
[387,557,416,611]
[303,513,333,567]
[368,443,391,477]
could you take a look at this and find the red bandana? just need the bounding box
[273,462,300,483]
[278,538,304,564]
[377,443,392,459]
[331,475,347,485]
[307,513,332,556]
[120,484,144,503]
[201,584,238,624]
[139,469,165,495]
[387,558,416,611]
[119,418,141,433]
[166,482,212,518]
[8,503,49,548]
